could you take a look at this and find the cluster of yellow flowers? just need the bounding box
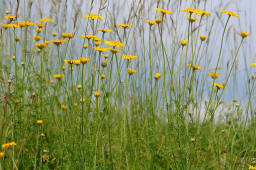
[181,8,211,17]
[1,142,17,150]
[120,54,137,60]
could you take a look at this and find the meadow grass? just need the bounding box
[0,0,256,169]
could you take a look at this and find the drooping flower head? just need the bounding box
[211,83,224,90]
[221,10,239,17]
[154,73,161,80]
[239,31,250,38]
[156,8,172,15]
[208,73,221,79]
[127,68,136,75]
[181,40,188,46]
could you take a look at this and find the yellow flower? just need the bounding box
[94,91,100,97]
[36,28,42,33]
[53,74,64,79]
[200,35,207,41]
[84,14,103,20]
[2,144,10,149]
[62,33,74,39]
[14,99,19,104]
[240,31,250,38]
[0,152,5,158]
[5,10,10,14]
[33,35,42,41]
[181,40,187,46]
[12,56,16,60]
[73,60,81,65]
[94,47,109,52]
[249,165,256,170]
[80,98,85,103]
[154,73,161,80]
[156,8,172,15]
[186,17,200,22]
[105,41,125,47]
[104,54,109,59]
[81,34,97,40]
[94,41,100,46]
[233,98,237,103]
[97,28,112,33]
[37,120,43,124]
[52,32,57,36]
[50,39,66,46]
[80,57,89,64]
[4,15,16,20]
[152,18,163,24]
[251,63,256,67]
[101,61,108,67]
[110,48,121,54]
[145,20,157,26]
[77,84,82,89]
[64,59,75,64]
[83,44,88,48]
[181,8,211,17]
[36,23,45,28]
[34,42,47,49]
[15,37,20,41]
[221,10,239,17]
[101,74,106,79]
[120,54,137,60]
[187,63,201,71]
[118,24,132,28]
[211,83,224,90]
[127,68,136,75]
[61,104,67,110]
[208,73,221,79]
[40,18,53,22]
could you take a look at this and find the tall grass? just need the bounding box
[0,0,255,169]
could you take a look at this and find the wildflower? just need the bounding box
[37,120,43,124]
[42,154,49,164]
[110,48,121,54]
[36,23,45,28]
[97,28,112,33]
[120,54,137,60]
[221,10,239,17]
[208,73,220,79]
[35,42,47,49]
[2,144,10,149]
[64,59,75,64]
[235,103,240,107]
[101,74,105,79]
[154,73,161,80]
[104,54,109,59]
[80,57,89,64]
[74,103,78,107]
[14,99,19,104]
[187,63,201,71]
[211,83,224,90]
[33,35,42,41]
[40,18,53,22]
[127,68,136,75]
[240,31,250,38]
[77,84,82,89]
[152,18,163,24]
[181,8,211,17]
[50,39,66,46]
[21,61,25,65]
[36,28,42,33]
[61,104,67,110]
[52,32,57,36]
[101,61,107,67]
[84,14,103,20]
[233,98,237,103]
[62,33,74,39]
[118,24,132,28]
[94,41,100,46]
[94,91,100,97]
[73,60,81,65]
[15,37,20,41]
[94,47,109,52]
[0,152,5,158]
[200,35,207,41]
[186,17,200,22]
[181,40,187,46]
[81,34,97,40]
[83,44,88,49]
[105,41,125,47]
[12,56,16,60]
[251,63,256,67]
[5,10,10,14]
[50,80,54,83]
[145,20,157,26]
[156,8,172,15]
[53,74,64,79]
[249,165,256,170]
[4,15,16,20]
[80,98,85,103]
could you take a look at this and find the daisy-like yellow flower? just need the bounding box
[200,35,207,41]
[154,73,161,80]
[181,40,187,46]
[118,24,132,28]
[110,48,121,54]
[61,104,67,110]
[105,41,125,47]
[104,54,109,59]
[1,144,10,149]
[94,47,109,52]
[208,73,221,79]
[53,74,64,79]
[211,83,224,90]
[187,63,201,71]
[14,99,19,104]
[120,54,137,60]
[152,18,163,24]
[50,39,66,46]
[0,152,5,158]
[101,74,106,79]
[80,57,89,64]
[37,120,43,124]
[73,60,81,65]
[33,35,42,41]
[101,61,108,67]
[94,41,100,46]
[34,42,48,49]
[84,14,103,20]
[81,34,97,40]
[127,68,136,75]
[64,59,75,64]
[83,44,88,49]
[221,10,239,17]
[181,8,211,17]
[251,63,256,67]
[77,84,82,89]
[4,15,16,20]
[80,98,85,103]
[36,23,45,28]
[156,8,172,15]
[94,91,100,97]
[40,18,53,22]
[36,28,42,33]
[97,28,112,33]
[15,37,20,41]
[249,165,256,170]
[240,31,250,38]
[12,56,16,60]
[52,32,57,36]
[145,20,157,26]
[186,17,200,22]
[62,33,74,39]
